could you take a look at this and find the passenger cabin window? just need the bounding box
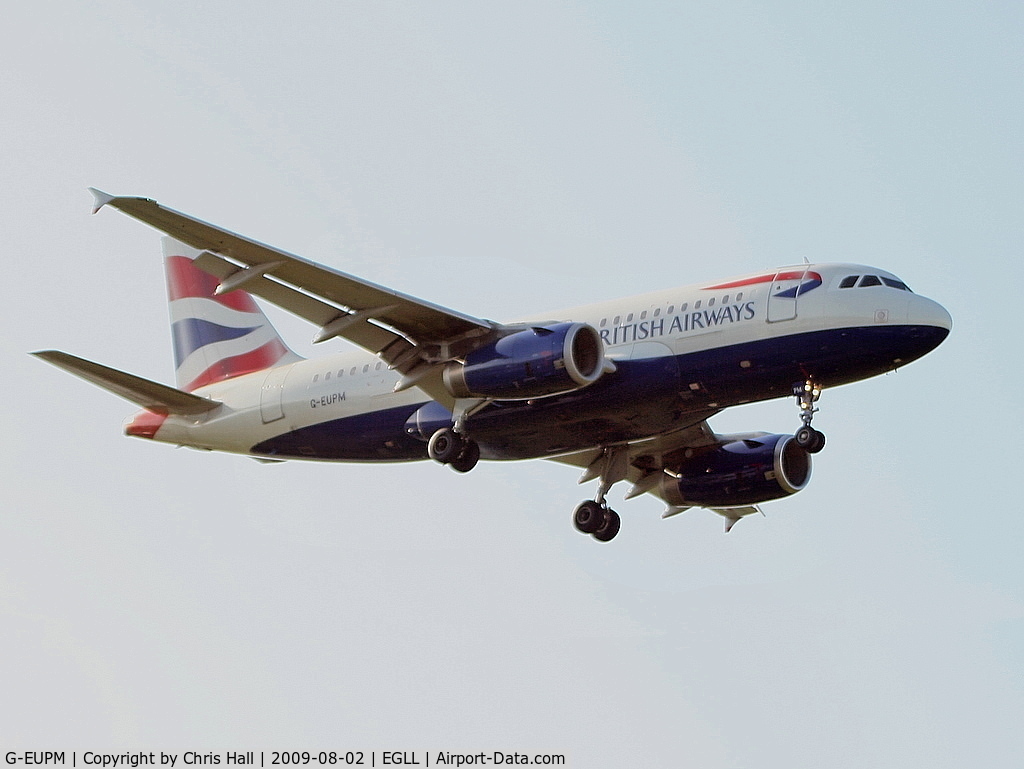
[859,275,882,287]
[325,371,331,380]
[839,275,859,288]
[708,297,715,307]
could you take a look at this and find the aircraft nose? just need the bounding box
[910,294,953,332]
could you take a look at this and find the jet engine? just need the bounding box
[443,322,606,400]
[660,433,811,508]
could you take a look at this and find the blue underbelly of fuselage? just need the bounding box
[249,323,948,462]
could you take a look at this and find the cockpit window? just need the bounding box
[882,277,912,292]
[840,273,912,291]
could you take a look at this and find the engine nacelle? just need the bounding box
[443,322,605,400]
[660,433,811,508]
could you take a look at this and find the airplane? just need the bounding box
[33,189,952,541]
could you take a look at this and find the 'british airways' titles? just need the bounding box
[599,301,757,346]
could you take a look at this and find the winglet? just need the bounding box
[88,187,116,214]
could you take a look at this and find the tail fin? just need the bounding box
[164,238,302,391]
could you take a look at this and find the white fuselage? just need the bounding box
[139,263,950,462]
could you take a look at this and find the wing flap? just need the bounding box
[548,416,719,481]
[32,350,220,415]
[549,420,774,533]
[546,413,721,505]
[191,247,457,405]
[191,249,407,354]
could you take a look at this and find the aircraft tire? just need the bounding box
[449,440,480,473]
[573,501,604,534]
[809,430,826,454]
[428,428,463,464]
[592,509,621,542]
[795,426,826,454]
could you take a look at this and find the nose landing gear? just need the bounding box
[793,379,826,454]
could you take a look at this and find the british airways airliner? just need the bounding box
[34,190,951,541]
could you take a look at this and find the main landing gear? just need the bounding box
[572,446,627,542]
[428,427,480,473]
[573,500,621,542]
[793,379,826,454]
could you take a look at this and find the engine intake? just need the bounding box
[443,322,605,400]
[660,433,811,508]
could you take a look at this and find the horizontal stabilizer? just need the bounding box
[32,350,221,415]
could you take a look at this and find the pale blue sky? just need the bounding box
[2,2,1021,766]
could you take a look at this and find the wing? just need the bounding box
[550,415,762,531]
[550,417,718,498]
[90,189,501,404]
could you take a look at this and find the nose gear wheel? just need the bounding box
[795,425,826,453]
[792,379,826,454]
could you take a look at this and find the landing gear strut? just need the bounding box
[793,379,826,454]
[428,427,480,473]
[572,447,625,542]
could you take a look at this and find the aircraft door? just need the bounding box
[260,365,291,424]
[766,269,807,323]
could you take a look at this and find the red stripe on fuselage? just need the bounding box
[703,273,776,290]
[703,271,818,290]
[165,255,261,313]
[182,338,289,392]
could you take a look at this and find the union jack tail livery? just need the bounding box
[163,238,301,392]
